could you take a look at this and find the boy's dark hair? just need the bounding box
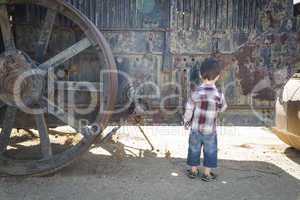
[200,58,221,81]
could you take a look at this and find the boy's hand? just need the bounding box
[184,121,191,130]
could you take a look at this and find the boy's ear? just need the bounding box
[214,75,220,82]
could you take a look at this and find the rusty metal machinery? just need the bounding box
[65,0,300,149]
[67,0,297,126]
[0,0,117,176]
[0,0,300,176]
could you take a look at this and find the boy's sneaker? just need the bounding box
[201,172,218,182]
[187,169,200,179]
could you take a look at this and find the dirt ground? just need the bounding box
[0,126,299,200]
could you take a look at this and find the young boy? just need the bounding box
[184,57,227,181]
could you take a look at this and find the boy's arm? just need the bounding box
[183,98,195,125]
[219,93,227,112]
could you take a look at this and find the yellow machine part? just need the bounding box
[273,77,300,150]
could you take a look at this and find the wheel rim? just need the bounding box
[0,0,117,176]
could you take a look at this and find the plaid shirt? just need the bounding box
[184,84,227,134]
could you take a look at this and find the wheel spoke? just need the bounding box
[36,9,57,63]
[0,5,15,50]
[35,114,52,159]
[38,38,92,71]
[0,106,17,153]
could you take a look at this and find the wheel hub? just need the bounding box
[0,51,44,107]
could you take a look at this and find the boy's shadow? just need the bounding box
[56,142,300,200]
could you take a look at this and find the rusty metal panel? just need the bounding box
[65,0,169,29]
[16,0,169,29]
[174,0,260,32]
[102,31,165,54]
[114,54,162,106]
[170,0,263,54]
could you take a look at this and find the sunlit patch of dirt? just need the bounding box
[2,126,82,160]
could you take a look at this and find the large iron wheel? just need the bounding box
[0,0,117,176]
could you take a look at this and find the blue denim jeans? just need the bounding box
[187,130,218,168]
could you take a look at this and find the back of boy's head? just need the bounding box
[200,58,221,81]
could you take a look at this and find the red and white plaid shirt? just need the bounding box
[184,83,227,134]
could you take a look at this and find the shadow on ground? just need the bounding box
[37,150,298,200]
[0,129,299,200]
[36,136,298,200]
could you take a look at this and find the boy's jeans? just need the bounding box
[187,130,218,168]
